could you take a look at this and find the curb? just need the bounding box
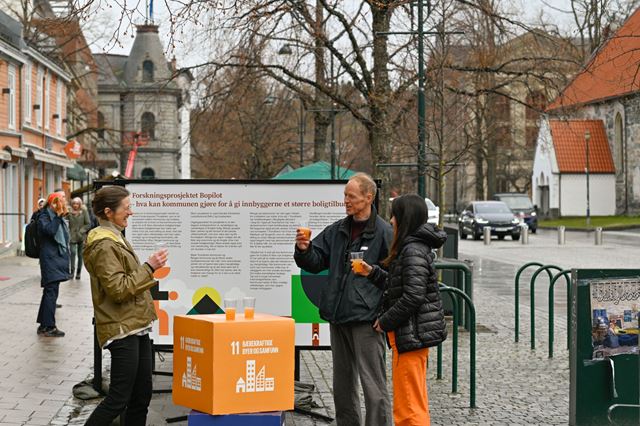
[538,224,640,232]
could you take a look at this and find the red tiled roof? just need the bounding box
[549,120,615,173]
[547,9,640,111]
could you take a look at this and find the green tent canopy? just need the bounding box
[273,161,357,180]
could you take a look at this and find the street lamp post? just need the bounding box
[585,130,591,227]
[298,100,305,168]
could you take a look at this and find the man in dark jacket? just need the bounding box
[294,173,393,426]
[36,191,71,337]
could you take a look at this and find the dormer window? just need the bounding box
[143,60,154,82]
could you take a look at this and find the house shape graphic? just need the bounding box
[235,377,246,393]
[235,360,275,393]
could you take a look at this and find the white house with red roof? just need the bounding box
[539,7,640,215]
[532,119,616,217]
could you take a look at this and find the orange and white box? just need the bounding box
[173,313,295,415]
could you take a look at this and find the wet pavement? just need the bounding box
[0,228,637,424]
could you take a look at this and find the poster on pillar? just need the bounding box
[123,180,353,348]
[589,278,640,359]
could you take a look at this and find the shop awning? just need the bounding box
[67,163,87,180]
[28,149,75,168]
[3,146,27,158]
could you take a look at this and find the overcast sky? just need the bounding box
[84,0,579,68]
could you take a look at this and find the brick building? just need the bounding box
[0,9,73,247]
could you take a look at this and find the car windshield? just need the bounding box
[425,198,436,210]
[499,196,533,210]
[475,202,512,214]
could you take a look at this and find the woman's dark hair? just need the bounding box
[92,186,130,219]
[382,194,428,267]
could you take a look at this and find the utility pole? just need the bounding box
[377,2,462,198]
[417,0,426,198]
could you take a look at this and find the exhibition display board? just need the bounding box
[569,269,640,425]
[173,313,295,415]
[120,180,349,348]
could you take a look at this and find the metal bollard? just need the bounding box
[483,226,491,245]
[520,224,529,245]
[557,226,566,245]
[595,227,603,245]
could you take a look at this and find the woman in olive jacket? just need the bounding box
[354,194,447,426]
[83,186,167,426]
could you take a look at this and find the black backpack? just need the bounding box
[24,210,42,258]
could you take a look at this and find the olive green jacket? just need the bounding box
[83,220,157,347]
[68,208,91,243]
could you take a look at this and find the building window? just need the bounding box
[24,62,32,123]
[494,95,511,122]
[141,167,155,179]
[56,79,62,135]
[526,92,546,121]
[615,112,624,174]
[8,64,16,130]
[141,112,155,139]
[97,111,105,139]
[36,67,43,127]
[45,71,50,130]
[143,60,154,82]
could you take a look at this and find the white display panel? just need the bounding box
[124,181,348,347]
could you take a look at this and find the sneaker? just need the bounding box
[56,304,62,308]
[43,327,65,337]
[75,275,80,280]
[37,325,47,335]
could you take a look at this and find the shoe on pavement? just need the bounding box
[56,304,62,308]
[75,275,80,280]
[43,327,65,337]
[37,325,46,335]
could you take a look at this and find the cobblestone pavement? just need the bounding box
[0,229,636,424]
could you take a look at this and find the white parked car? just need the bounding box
[426,197,440,225]
[389,196,440,225]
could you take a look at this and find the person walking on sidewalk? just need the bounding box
[68,197,91,280]
[83,186,167,426]
[36,191,71,337]
[294,173,393,426]
[30,198,45,222]
[354,194,448,426]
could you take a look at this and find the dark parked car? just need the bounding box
[458,201,521,241]
[492,193,538,233]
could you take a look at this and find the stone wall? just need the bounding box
[572,95,640,214]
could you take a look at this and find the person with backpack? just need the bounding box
[36,191,71,337]
[353,194,447,426]
[68,197,91,280]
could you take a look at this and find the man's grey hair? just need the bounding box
[349,173,377,198]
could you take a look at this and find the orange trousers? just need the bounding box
[388,331,430,426]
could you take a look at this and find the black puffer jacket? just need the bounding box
[368,223,447,353]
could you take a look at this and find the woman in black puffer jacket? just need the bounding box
[354,193,447,426]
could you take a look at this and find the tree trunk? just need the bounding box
[369,1,393,217]
[313,0,330,162]
[474,96,485,200]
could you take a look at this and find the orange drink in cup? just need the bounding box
[224,299,237,320]
[243,297,256,320]
[350,252,366,274]
[298,221,311,240]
